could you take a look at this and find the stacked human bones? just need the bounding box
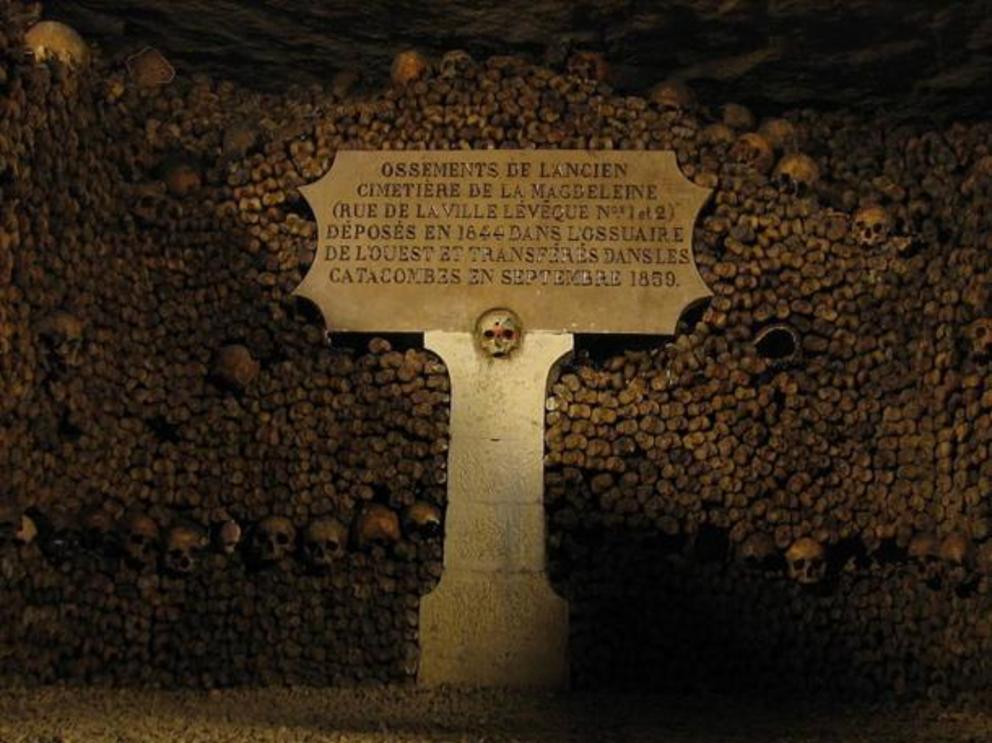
[1,1,992,699]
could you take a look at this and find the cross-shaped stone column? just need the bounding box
[417,330,572,687]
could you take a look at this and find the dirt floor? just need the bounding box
[1,686,992,742]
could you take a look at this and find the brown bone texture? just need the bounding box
[1,13,992,699]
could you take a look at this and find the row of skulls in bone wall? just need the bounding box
[0,500,441,574]
[3,0,992,697]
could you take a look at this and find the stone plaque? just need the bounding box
[296,150,712,334]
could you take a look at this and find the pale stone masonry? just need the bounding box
[418,331,572,687]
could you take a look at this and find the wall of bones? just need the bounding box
[2,1,992,698]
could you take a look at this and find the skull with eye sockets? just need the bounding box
[785,536,826,585]
[250,515,296,564]
[476,308,521,359]
[968,318,992,358]
[853,205,891,248]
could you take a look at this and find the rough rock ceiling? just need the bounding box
[47,0,992,120]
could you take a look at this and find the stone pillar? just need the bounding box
[418,330,572,688]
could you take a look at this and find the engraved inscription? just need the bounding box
[296,150,712,334]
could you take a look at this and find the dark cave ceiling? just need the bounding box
[45,0,992,120]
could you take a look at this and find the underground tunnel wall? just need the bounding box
[3,1,992,699]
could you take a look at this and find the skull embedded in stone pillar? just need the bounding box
[785,537,826,585]
[476,308,521,358]
[251,515,297,563]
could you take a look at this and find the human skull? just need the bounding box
[125,46,175,87]
[163,525,206,575]
[785,537,826,585]
[852,205,891,248]
[476,308,521,358]
[730,133,775,175]
[908,533,942,582]
[773,153,820,196]
[130,182,168,225]
[700,123,736,147]
[758,118,798,153]
[354,504,402,550]
[565,51,609,82]
[302,517,348,570]
[37,311,84,369]
[737,531,777,569]
[251,515,296,563]
[216,519,242,554]
[968,318,992,358]
[438,49,475,79]
[402,501,442,539]
[908,533,940,562]
[121,512,159,568]
[391,50,429,86]
[649,79,695,111]
[212,344,260,390]
[24,21,89,68]
[722,103,756,131]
